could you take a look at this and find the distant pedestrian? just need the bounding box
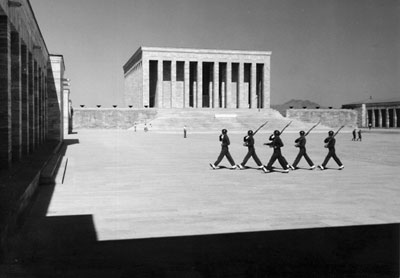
[318,130,344,170]
[352,129,356,141]
[357,129,362,141]
[183,125,187,138]
[368,122,372,130]
[144,124,148,132]
[210,129,237,170]
[237,130,266,171]
[263,130,291,173]
[134,123,137,132]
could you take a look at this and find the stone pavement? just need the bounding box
[2,128,400,277]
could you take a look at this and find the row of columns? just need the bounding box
[0,15,49,169]
[367,107,400,128]
[144,59,269,109]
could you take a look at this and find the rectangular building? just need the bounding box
[123,47,271,109]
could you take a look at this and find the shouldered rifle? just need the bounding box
[280,121,292,134]
[324,125,345,147]
[305,120,321,136]
[253,120,268,136]
[244,120,268,146]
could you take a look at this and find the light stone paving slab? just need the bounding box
[45,129,400,241]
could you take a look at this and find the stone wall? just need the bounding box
[72,108,158,129]
[286,109,357,128]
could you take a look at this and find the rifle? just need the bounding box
[280,121,292,134]
[305,120,321,136]
[324,125,345,148]
[243,120,268,146]
[253,120,268,136]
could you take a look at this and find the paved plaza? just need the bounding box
[5,128,400,277]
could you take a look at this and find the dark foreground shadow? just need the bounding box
[7,213,400,277]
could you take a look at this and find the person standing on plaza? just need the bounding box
[237,130,266,171]
[263,130,291,173]
[318,129,344,170]
[210,129,237,170]
[352,129,356,141]
[183,125,187,138]
[357,128,362,141]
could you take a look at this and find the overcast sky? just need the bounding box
[32,0,399,108]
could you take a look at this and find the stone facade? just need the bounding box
[0,0,66,168]
[342,98,400,128]
[286,109,358,128]
[123,47,271,109]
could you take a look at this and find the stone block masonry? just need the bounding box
[286,109,357,128]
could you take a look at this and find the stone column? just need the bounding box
[28,54,35,151]
[238,62,244,108]
[394,108,398,128]
[378,109,382,127]
[226,62,232,108]
[157,60,163,108]
[21,44,29,155]
[251,63,257,109]
[34,61,39,148]
[197,61,202,108]
[0,15,12,168]
[184,61,189,108]
[11,31,21,162]
[361,103,366,128]
[386,108,390,128]
[371,109,376,127]
[213,62,219,108]
[263,58,271,109]
[142,58,149,108]
[171,59,176,108]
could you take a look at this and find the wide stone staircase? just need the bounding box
[130,108,331,133]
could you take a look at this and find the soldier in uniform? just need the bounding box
[237,130,266,171]
[318,130,344,170]
[264,130,291,173]
[210,129,237,170]
[289,130,315,170]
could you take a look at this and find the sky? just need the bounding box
[31,0,399,108]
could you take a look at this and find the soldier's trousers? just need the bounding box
[266,148,288,170]
[322,148,342,167]
[241,147,263,166]
[293,147,314,167]
[214,146,235,166]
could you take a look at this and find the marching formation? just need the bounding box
[209,121,345,173]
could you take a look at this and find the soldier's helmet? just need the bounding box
[222,129,227,134]
[328,130,334,136]
[299,130,305,136]
[248,130,253,136]
[274,130,280,136]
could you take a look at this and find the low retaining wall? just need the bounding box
[286,109,357,128]
[72,108,158,129]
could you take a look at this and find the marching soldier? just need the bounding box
[263,130,291,173]
[289,130,315,170]
[237,130,266,171]
[210,129,237,170]
[318,130,344,170]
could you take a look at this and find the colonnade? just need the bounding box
[0,11,63,169]
[144,59,270,109]
[367,107,400,128]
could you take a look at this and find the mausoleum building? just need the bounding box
[123,47,271,109]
